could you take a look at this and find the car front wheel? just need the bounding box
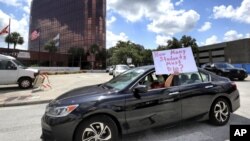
[239,77,245,81]
[209,98,230,126]
[18,78,32,89]
[74,115,119,141]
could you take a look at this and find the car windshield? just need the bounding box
[12,60,26,68]
[104,68,146,90]
[215,63,234,69]
[117,65,129,70]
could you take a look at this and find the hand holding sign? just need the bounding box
[152,47,198,74]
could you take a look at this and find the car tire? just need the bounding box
[239,77,245,81]
[74,115,119,141]
[209,98,230,126]
[18,78,32,89]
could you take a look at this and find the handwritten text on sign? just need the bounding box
[152,47,198,74]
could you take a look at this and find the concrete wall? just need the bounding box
[225,39,250,64]
[198,38,250,65]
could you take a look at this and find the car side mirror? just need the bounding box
[8,65,17,70]
[12,66,17,70]
[133,85,147,99]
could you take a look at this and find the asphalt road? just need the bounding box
[0,76,250,141]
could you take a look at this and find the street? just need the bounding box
[0,74,250,141]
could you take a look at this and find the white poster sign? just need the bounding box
[127,58,132,64]
[17,52,30,59]
[152,47,198,74]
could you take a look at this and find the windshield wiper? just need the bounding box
[101,84,113,90]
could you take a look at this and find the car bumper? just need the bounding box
[41,115,81,141]
[229,90,240,112]
[225,72,248,79]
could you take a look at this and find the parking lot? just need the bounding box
[0,73,249,141]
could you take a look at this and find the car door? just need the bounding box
[0,60,18,84]
[124,71,181,133]
[178,71,219,120]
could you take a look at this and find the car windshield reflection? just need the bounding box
[105,68,146,90]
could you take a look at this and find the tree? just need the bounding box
[107,40,149,66]
[180,35,199,54]
[157,35,199,54]
[44,40,57,66]
[166,37,182,49]
[5,32,24,50]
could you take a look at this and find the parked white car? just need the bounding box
[0,54,39,89]
[113,64,130,77]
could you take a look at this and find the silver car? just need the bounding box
[113,64,130,77]
[109,65,114,75]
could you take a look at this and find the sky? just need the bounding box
[0,0,250,50]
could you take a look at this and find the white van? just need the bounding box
[0,54,39,89]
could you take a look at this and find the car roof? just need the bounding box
[0,54,16,60]
[115,64,128,66]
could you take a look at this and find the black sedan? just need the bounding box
[41,65,240,141]
[202,62,248,80]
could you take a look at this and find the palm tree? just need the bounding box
[76,48,85,68]
[44,40,57,66]
[68,47,77,66]
[90,44,100,69]
[5,32,24,50]
[180,35,199,54]
[68,47,85,68]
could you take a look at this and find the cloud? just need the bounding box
[246,33,250,38]
[0,0,22,7]
[0,10,29,50]
[107,0,200,35]
[198,22,211,32]
[0,0,32,13]
[223,30,243,41]
[22,0,32,14]
[175,0,184,6]
[106,31,128,48]
[107,16,116,27]
[202,35,219,45]
[156,35,171,46]
[213,0,250,24]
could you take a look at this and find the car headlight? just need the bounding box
[45,104,79,117]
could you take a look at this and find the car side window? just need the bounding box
[199,71,210,82]
[139,71,166,90]
[0,60,5,70]
[0,60,15,70]
[179,72,203,85]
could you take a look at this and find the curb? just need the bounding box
[0,99,52,107]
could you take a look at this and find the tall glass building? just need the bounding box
[28,0,106,54]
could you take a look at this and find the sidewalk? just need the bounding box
[0,73,112,107]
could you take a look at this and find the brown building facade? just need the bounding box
[28,0,106,67]
[28,0,106,54]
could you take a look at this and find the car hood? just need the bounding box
[50,85,117,106]
[26,68,39,73]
